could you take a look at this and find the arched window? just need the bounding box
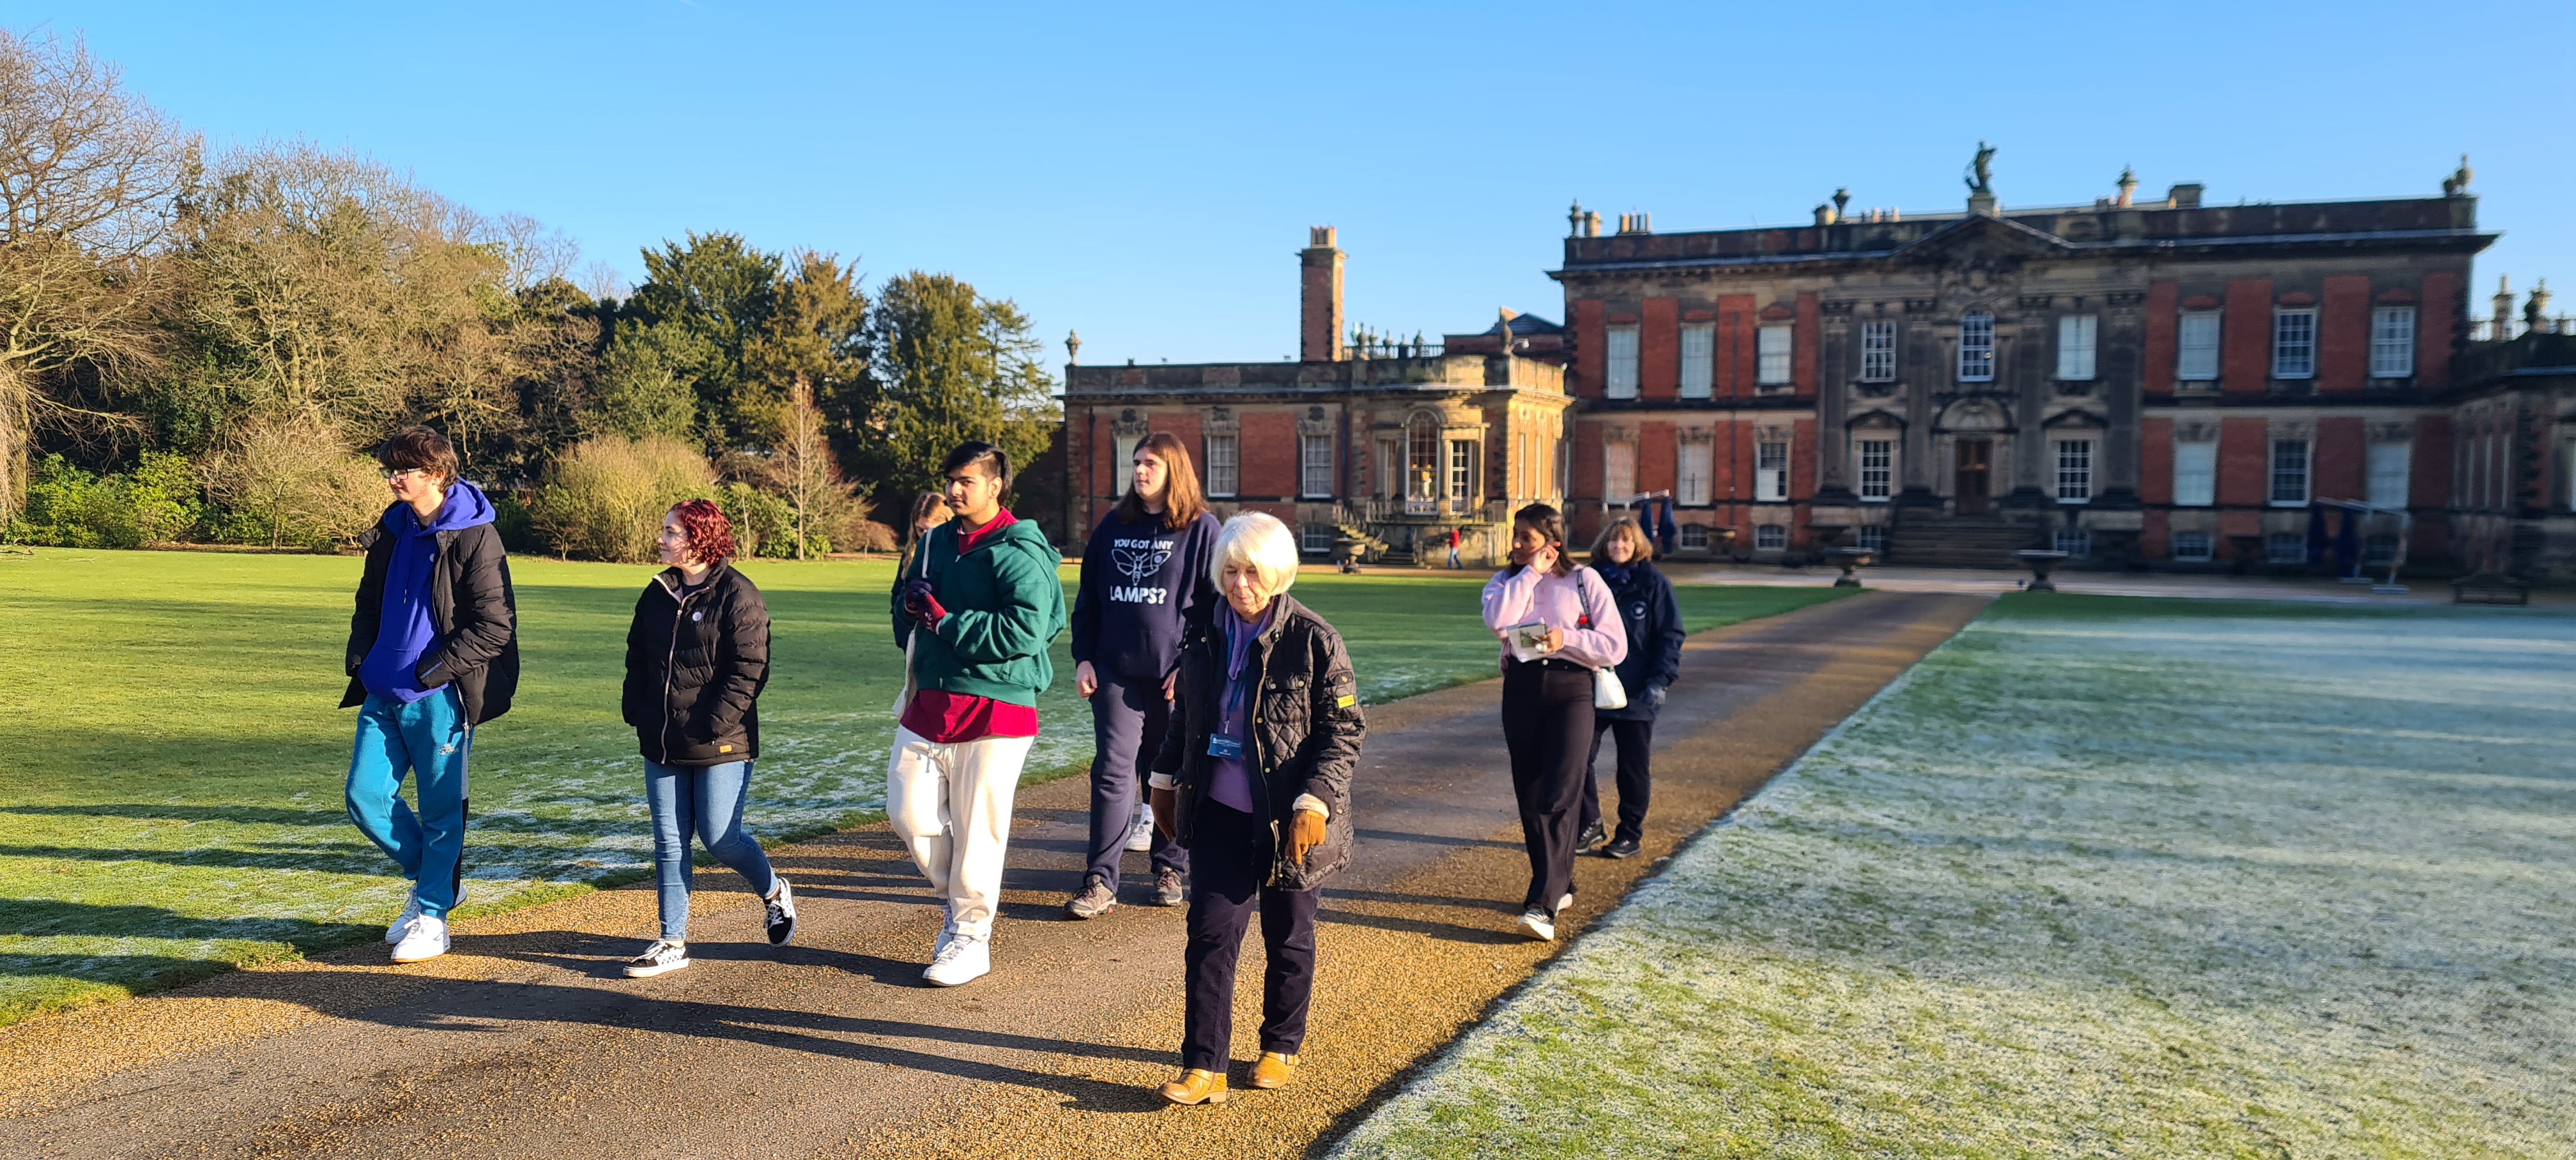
[1407,415,1440,501]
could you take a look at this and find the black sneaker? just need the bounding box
[1599,837,1642,860]
[763,876,798,945]
[1578,820,1607,851]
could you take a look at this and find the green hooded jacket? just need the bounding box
[891,514,1066,706]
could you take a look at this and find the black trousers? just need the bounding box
[1579,717,1654,845]
[1084,672,1187,885]
[1181,802,1319,1072]
[1501,659,1595,912]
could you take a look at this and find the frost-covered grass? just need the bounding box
[1333,595,2576,1159]
[0,548,1837,1025]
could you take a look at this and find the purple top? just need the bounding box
[1207,604,1274,813]
[1480,565,1628,670]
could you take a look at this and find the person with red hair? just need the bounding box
[617,499,796,978]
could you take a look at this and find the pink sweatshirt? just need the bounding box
[1480,565,1628,670]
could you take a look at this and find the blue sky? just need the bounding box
[22,2,2575,367]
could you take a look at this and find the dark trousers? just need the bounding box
[1085,672,1187,885]
[1580,717,1654,845]
[1181,802,1319,1072]
[1501,659,1595,912]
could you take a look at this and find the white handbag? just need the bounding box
[1593,664,1629,711]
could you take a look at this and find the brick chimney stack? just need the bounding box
[1300,226,1344,362]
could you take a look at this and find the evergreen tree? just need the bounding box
[864,271,1058,507]
[617,233,780,449]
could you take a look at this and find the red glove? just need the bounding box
[912,589,947,630]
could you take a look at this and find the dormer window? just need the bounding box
[1958,314,1995,382]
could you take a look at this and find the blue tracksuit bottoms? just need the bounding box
[346,687,471,919]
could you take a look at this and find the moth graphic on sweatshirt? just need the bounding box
[1110,536,1178,604]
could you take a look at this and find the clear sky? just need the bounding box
[20,2,2575,368]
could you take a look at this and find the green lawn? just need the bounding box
[0,547,1841,1025]
[1331,595,2576,1159]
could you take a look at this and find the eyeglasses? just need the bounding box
[383,468,432,481]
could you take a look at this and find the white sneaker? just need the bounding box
[1126,803,1155,852]
[385,885,423,943]
[1517,908,1556,942]
[1557,892,1574,915]
[623,939,691,978]
[390,915,450,963]
[923,935,991,987]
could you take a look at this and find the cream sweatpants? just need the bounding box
[886,726,1035,942]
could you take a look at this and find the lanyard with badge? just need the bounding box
[1208,616,1255,761]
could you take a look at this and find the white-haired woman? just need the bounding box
[1146,512,1367,1106]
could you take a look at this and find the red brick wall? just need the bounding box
[2318,275,2370,392]
[2414,415,2451,507]
[1641,298,1678,401]
[1639,422,1675,495]
[1717,294,1756,399]
[2223,277,2273,394]
[1573,299,1606,399]
[1793,291,1821,398]
[2218,509,2262,560]
[1162,413,1204,493]
[2140,417,2174,504]
[1790,420,1816,501]
[2318,417,2359,497]
[2140,510,2170,560]
[2144,280,2177,396]
[1240,411,1296,499]
[2315,416,2365,500]
[2418,271,2460,389]
[1570,419,1603,503]
[2218,416,2269,505]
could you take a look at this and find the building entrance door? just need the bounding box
[1954,439,1992,515]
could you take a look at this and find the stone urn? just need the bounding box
[2013,549,2070,592]
[1829,547,1874,588]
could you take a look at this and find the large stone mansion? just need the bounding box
[1055,153,2576,579]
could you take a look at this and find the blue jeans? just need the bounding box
[645,759,776,942]
[346,687,471,919]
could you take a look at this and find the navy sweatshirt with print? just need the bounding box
[1070,508,1222,682]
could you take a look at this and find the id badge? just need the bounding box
[1207,735,1245,760]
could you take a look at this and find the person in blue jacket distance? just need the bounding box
[1579,517,1684,860]
[1066,432,1222,916]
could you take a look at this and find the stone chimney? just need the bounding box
[2168,183,2204,209]
[1301,226,1344,362]
[2115,166,2138,208]
[2494,275,2516,341]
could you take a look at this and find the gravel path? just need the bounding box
[0,590,1983,1159]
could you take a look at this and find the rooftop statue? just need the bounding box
[1965,142,1996,194]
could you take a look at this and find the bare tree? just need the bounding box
[0,28,196,515]
[201,413,383,548]
[766,372,855,560]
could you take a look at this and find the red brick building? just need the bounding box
[1549,158,2494,570]
[1059,229,1571,567]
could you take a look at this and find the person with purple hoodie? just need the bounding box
[341,427,519,964]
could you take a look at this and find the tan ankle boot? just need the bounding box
[1248,1051,1298,1089]
[1157,1068,1227,1106]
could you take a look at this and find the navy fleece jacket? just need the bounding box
[360,480,497,703]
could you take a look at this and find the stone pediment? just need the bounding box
[1892,214,2073,264]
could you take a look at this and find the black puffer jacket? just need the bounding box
[342,512,519,726]
[622,563,770,766]
[1153,593,1367,890]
